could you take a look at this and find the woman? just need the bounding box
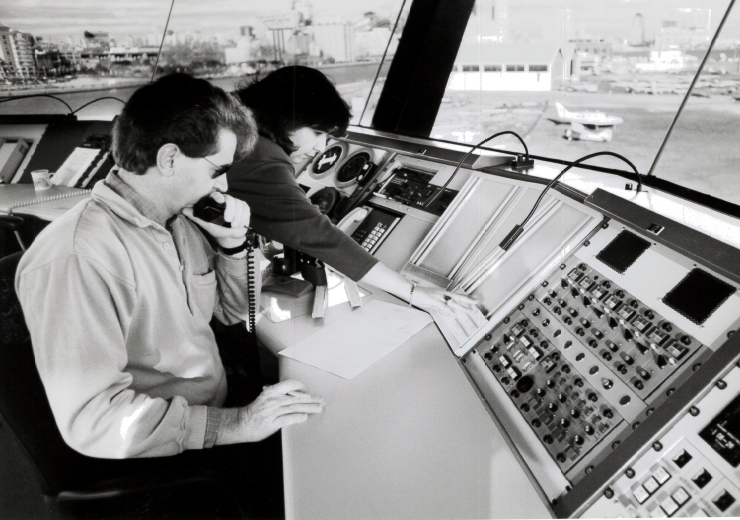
[227,66,473,315]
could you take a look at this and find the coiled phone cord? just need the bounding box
[246,238,257,334]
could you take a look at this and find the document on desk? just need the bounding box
[278,300,432,379]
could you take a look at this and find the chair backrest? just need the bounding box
[0,251,126,495]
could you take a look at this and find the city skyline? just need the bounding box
[2,0,740,44]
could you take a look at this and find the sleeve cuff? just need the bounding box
[204,407,224,448]
[182,404,209,450]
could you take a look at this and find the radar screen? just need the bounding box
[336,151,373,187]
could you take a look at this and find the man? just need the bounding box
[15,73,323,463]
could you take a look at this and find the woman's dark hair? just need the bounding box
[113,73,257,174]
[234,66,351,155]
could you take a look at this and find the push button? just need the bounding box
[633,485,649,504]
[653,466,671,485]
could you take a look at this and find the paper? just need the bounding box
[52,147,100,187]
[279,300,433,379]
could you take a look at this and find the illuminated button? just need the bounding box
[672,487,690,506]
[659,497,679,516]
[617,306,636,321]
[643,476,660,494]
[520,336,533,348]
[665,341,689,360]
[605,295,621,310]
[653,466,671,485]
[590,285,608,300]
[648,328,669,345]
[510,324,525,337]
[633,485,650,504]
[567,268,583,283]
[632,315,652,332]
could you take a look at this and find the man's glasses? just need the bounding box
[201,156,232,178]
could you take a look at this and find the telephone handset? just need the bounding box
[192,195,257,333]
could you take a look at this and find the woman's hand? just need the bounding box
[411,284,477,318]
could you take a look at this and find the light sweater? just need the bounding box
[15,175,254,458]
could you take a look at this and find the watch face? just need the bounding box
[312,145,344,174]
[336,152,372,184]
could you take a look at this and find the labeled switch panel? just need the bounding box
[466,255,709,474]
[474,308,625,472]
[532,256,704,402]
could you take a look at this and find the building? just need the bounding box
[449,41,562,91]
[0,24,37,79]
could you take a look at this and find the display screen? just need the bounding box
[700,393,740,468]
[663,268,735,325]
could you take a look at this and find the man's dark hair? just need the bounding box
[234,66,351,155]
[112,73,257,174]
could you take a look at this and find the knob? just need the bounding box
[484,352,492,360]
[560,418,570,428]
[681,335,692,345]
[532,418,542,427]
[602,378,614,390]
[623,329,634,341]
[582,296,592,307]
[501,377,511,385]
[544,298,552,305]
[548,402,558,412]
[570,409,580,419]
[543,434,554,444]
[562,365,572,374]
[574,378,584,387]
[593,308,604,319]
[558,393,567,403]
[645,310,655,319]
[580,318,592,328]
[540,341,550,349]
[576,327,585,336]
[616,290,625,298]
[532,308,540,316]
[571,288,579,298]
[606,340,619,352]
[588,339,598,348]
[556,452,566,462]
[602,352,612,361]
[656,355,668,368]
[662,322,673,332]
[564,317,573,325]
[542,319,550,327]
[573,434,584,445]
[536,388,546,397]
[636,343,649,355]
[516,375,535,393]
[634,380,644,390]
[588,392,598,402]
[617,364,628,375]
[520,319,529,327]
[553,307,562,315]
[602,281,612,289]
[608,318,618,329]
[485,333,493,341]
[584,425,595,435]
[546,379,555,388]
[603,408,614,419]
[561,279,569,289]
[568,308,579,318]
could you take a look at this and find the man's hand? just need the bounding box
[182,192,251,249]
[216,380,324,445]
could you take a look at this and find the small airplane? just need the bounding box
[548,102,624,142]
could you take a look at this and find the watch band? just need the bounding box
[219,242,247,255]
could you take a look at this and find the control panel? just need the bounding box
[583,367,740,518]
[375,166,457,216]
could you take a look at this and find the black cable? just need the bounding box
[425,130,529,208]
[71,96,126,115]
[358,0,407,125]
[246,240,257,334]
[0,94,73,115]
[151,0,176,82]
[500,151,642,251]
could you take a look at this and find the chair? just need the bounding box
[0,251,246,519]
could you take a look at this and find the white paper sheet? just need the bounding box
[278,300,433,379]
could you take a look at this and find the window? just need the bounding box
[484,65,502,71]
[463,64,481,72]
[432,0,740,206]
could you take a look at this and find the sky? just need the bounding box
[1,0,739,42]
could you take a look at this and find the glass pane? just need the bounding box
[431,0,738,200]
[0,0,406,122]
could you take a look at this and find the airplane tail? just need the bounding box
[555,102,567,119]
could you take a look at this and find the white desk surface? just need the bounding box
[0,184,90,221]
[257,286,553,520]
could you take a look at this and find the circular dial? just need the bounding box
[336,151,372,186]
[312,145,344,175]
